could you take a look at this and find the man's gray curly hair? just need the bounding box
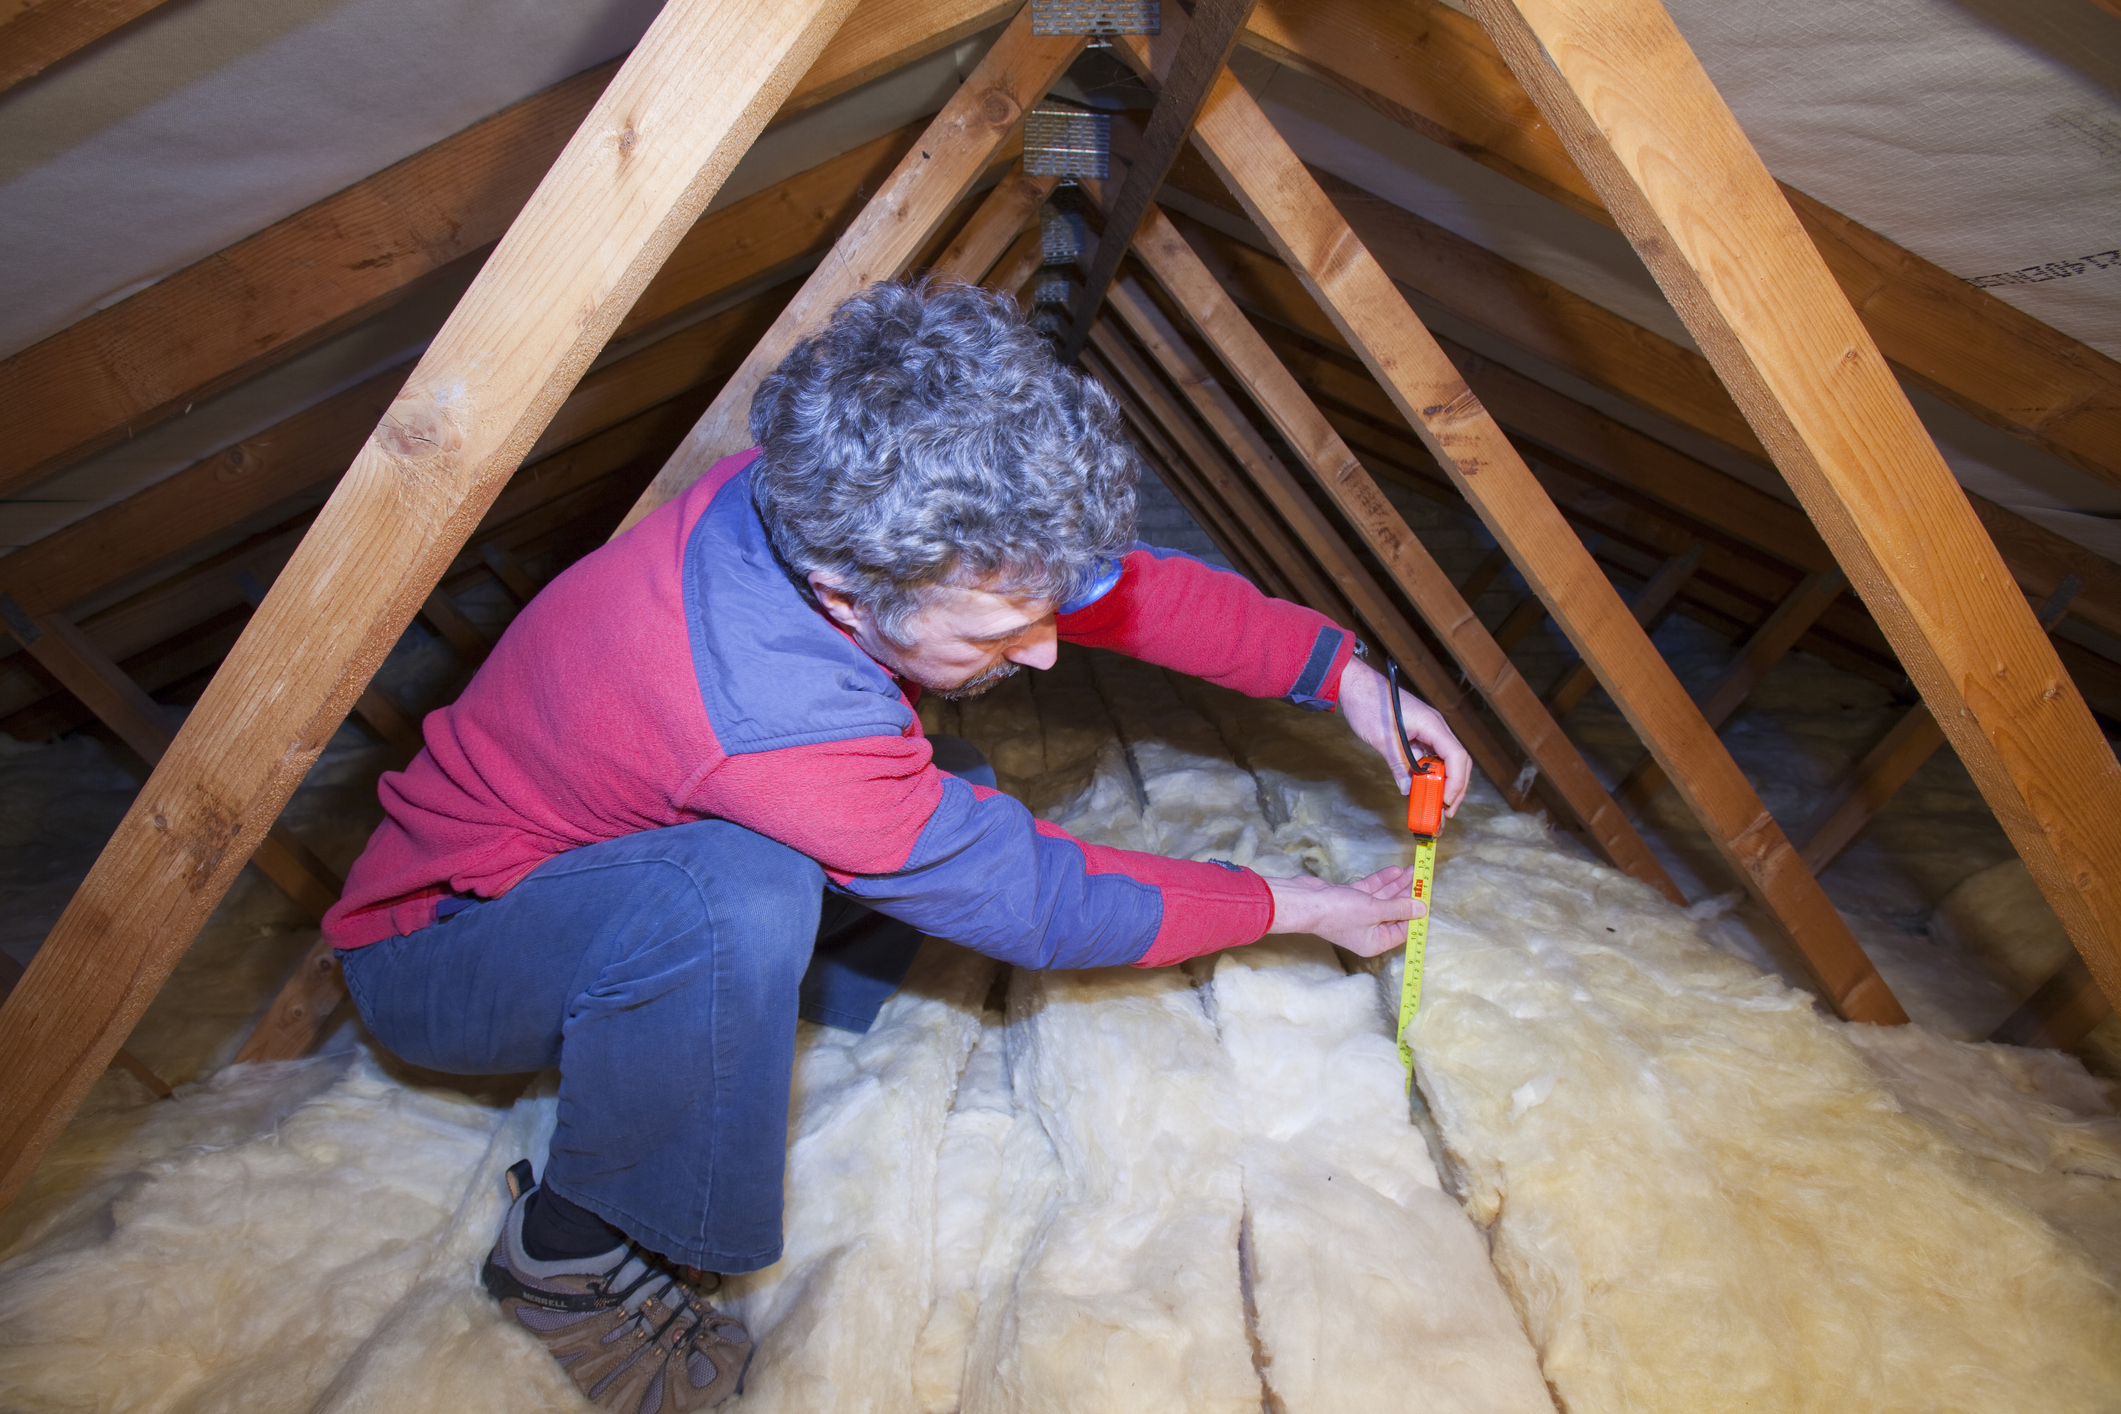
[748,279,1139,643]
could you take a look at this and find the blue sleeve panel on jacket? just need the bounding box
[1286,624,1346,711]
[684,469,916,756]
[832,775,1164,970]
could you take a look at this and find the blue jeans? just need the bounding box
[340,736,993,1272]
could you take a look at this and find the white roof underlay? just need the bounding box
[3,0,2118,567]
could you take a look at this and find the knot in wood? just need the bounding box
[617,124,639,155]
[375,395,461,465]
[1421,387,1484,427]
[979,87,1021,130]
[213,446,253,483]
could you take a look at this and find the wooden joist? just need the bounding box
[1240,0,2121,494]
[616,7,1084,532]
[0,0,1011,498]
[1057,0,1258,359]
[1107,208,1680,899]
[0,0,862,1216]
[1141,37,1902,1022]
[1474,0,2121,1014]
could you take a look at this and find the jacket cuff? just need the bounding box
[1130,858,1275,967]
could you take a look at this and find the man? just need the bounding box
[324,280,1468,1411]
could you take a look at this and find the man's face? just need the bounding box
[809,576,1058,699]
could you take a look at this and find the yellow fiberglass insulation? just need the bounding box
[2,636,2119,1413]
[1175,684,2121,1413]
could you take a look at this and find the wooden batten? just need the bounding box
[1473,0,2121,1014]
[0,0,865,1217]
[1125,34,1904,1023]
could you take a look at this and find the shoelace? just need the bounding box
[600,1254,714,1355]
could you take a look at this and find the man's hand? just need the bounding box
[1264,867,1423,957]
[1336,656,1471,816]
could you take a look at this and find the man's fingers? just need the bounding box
[1354,864,1413,893]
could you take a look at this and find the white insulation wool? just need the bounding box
[5,639,2121,1412]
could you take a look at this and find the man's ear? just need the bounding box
[807,574,866,634]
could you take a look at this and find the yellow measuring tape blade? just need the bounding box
[1396,835,1437,1086]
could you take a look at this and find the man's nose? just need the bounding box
[1006,620,1058,671]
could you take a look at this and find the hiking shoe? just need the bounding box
[482,1163,751,1411]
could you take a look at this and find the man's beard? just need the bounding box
[935,658,1021,701]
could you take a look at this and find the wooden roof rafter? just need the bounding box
[0,0,1019,499]
[1110,18,1908,1023]
[0,0,175,92]
[1471,0,2121,1013]
[0,0,867,1214]
[5,0,2121,1225]
[1239,0,2121,494]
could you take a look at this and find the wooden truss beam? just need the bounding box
[0,0,1010,498]
[1240,0,2121,494]
[0,0,174,91]
[1085,347,1309,607]
[616,7,1084,531]
[1617,569,1849,809]
[1543,541,1701,719]
[1058,0,1257,359]
[1474,0,2121,1015]
[1086,308,1530,814]
[933,162,1058,285]
[1106,209,1680,900]
[0,598,344,917]
[0,0,861,1216]
[1136,38,1902,1022]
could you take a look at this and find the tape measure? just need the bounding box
[1387,658,1446,1088]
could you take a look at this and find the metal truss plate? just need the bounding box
[1031,0,1159,36]
[1024,105,1111,179]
